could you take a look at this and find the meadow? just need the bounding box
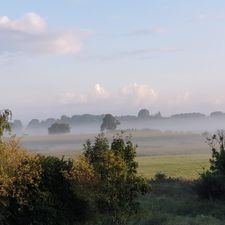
[7,129,223,224]
[20,129,211,179]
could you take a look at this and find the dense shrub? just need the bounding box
[0,139,93,225]
[0,138,42,225]
[196,131,225,200]
[153,172,168,182]
[196,172,225,200]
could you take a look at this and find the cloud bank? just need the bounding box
[0,12,92,55]
[60,83,158,107]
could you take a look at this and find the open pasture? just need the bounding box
[20,130,211,179]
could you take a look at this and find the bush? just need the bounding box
[196,171,225,200]
[196,131,225,200]
[0,138,42,225]
[153,172,168,182]
[0,138,94,225]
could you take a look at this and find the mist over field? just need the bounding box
[16,114,225,135]
[11,110,224,153]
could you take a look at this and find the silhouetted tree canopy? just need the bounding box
[48,122,71,135]
[138,109,150,119]
[11,120,23,131]
[210,111,225,118]
[100,114,120,131]
[27,119,41,129]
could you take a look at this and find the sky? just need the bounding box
[1,0,225,122]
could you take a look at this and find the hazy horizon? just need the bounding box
[1,0,225,121]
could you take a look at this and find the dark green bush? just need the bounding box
[196,171,225,200]
[153,172,168,182]
[196,131,225,200]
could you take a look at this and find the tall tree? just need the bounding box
[83,133,149,224]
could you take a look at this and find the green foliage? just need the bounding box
[0,109,12,140]
[196,131,225,200]
[84,133,109,164]
[100,114,120,131]
[35,155,91,225]
[0,138,93,225]
[0,131,150,225]
[0,138,42,225]
[48,122,71,135]
[153,171,168,182]
[196,171,225,200]
[83,133,150,224]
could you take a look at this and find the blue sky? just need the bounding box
[1,0,225,121]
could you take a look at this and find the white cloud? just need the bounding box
[120,83,158,106]
[0,13,46,33]
[60,83,158,107]
[60,84,110,104]
[94,83,109,98]
[0,12,92,55]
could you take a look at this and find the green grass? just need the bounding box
[137,154,210,179]
[21,130,212,179]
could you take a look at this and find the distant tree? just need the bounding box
[100,114,120,131]
[60,115,71,124]
[210,111,225,118]
[41,118,56,128]
[27,119,41,129]
[153,111,162,119]
[48,122,71,135]
[11,120,23,131]
[0,109,12,140]
[171,113,205,119]
[138,109,150,119]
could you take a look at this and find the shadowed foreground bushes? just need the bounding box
[196,131,225,200]
[129,175,225,225]
[0,134,149,225]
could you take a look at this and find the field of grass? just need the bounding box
[20,130,212,179]
[137,154,210,179]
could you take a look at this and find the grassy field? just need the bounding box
[20,130,211,179]
[137,154,210,179]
